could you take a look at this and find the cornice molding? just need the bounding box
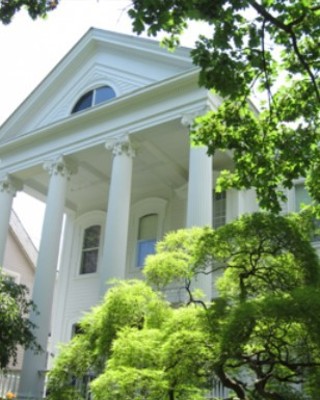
[181,106,211,127]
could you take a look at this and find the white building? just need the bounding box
[0,29,307,399]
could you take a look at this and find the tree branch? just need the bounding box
[248,0,320,102]
[215,365,248,400]
[289,29,320,102]
[248,0,289,32]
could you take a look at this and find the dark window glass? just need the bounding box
[213,191,226,229]
[80,250,99,274]
[83,225,101,248]
[95,86,116,105]
[72,92,93,113]
[80,225,101,274]
[72,86,116,114]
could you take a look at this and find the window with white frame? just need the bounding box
[79,225,101,274]
[130,198,167,270]
[213,191,226,229]
[72,86,116,114]
[136,213,158,268]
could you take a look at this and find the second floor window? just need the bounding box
[213,191,226,229]
[137,214,158,268]
[80,225,101,274]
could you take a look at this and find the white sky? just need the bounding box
[0,0,211,248]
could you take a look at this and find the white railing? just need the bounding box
[207,379,230,399]
[0,370,20,397]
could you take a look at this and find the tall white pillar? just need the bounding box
[0,175,22,266]
[100,136,135,296]
[186,146,213,227]
[19,157,75,400]
[183,115,213,300]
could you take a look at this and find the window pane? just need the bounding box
[95,86,116,105]
[83,225,101,249]
[213,191,226,228]
[80,225,101,274]
[137,239,156,267]
[80,249,98,274]
[72,91,93,113]
[295,184,311,211]
[138,214,158,240]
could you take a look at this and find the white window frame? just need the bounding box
[128,198,167,273]
[79,225,102,275]
[72,211,106,278]
[213,190,227,229]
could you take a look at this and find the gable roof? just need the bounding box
[0,28,196,142]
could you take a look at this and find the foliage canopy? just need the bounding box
[0,0,58,25]
[0,268,40,369]
[47,213,320,400]
[128,0,320,212]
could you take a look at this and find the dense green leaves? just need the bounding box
[0,268,40,369]
[0,0,58,24]
[47,213,320,400]
[129,0,320,212]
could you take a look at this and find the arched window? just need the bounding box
[72,86,116,113]
[80,225,101,274]
[137,213,158,267]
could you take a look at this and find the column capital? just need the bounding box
[43,156,77,178]
[105,135,136,158]
[0,174,22,196]
[181,106,211,127]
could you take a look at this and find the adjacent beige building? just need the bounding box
[3,209,37,369]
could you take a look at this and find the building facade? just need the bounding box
[0,210,37,397]
[1,29,309,399]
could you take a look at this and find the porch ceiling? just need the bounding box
[14,119,233,214]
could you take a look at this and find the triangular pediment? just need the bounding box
[0,28,194,142]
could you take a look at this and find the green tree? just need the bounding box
[128,0,320,213]
[47,213,320,400]
[0,0,58,24]
[0,268,41,369]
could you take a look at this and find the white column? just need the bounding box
[19,157,75,400]
[0,175,21,266]
[186,146,213,227]
[100,136,135,296]
[183,115,213,300]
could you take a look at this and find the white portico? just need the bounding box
[0,29,239,398]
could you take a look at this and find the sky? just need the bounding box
[0,0,211,248]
